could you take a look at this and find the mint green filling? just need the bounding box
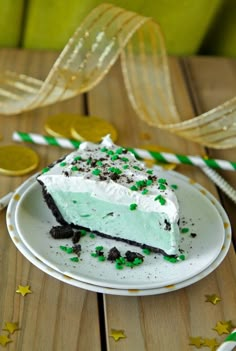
[51,191,179,254]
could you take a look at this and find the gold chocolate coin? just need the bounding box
[0,145,39,176]
[139,144,176,170]
[44,113,79,138]
[71,116,118,142]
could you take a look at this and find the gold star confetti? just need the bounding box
[189,336,204,348]
[203,338,219,351]
[213,321,232,335]
[16,285,32,296]
[0,334,12,346]
[205,294,221,305]
[2,322,19,334]
[109,329,126,341]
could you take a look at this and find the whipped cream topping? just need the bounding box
[38,135,179,222]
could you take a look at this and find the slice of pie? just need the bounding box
[37,136,180,256]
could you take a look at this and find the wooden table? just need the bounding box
[0,50,235,351]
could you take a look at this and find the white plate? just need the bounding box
[8,172,231,290]
[6,172,231,295]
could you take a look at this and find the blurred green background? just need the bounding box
[0,0,236,57]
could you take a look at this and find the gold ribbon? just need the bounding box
[0,3,235,149]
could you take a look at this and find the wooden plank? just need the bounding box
[0,49,101,351]
[88,58,236,350]
[182,56,236,247]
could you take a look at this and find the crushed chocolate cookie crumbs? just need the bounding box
[125,251,144,262]
[107,247,121,261]
[50,225,73,239]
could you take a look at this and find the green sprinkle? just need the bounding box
[116,257,126,265]
[130,203,138,210]
[42,167,50,173]
[107,150,114,155]
[70,257,79,262]
[59,245,68,252]
[136,180,146,188]
[89,233,96,239]
[142,189,149,195]
[121,157,129,162]
[96,246,103,251]
[66,247,74,254]
[133,165,141,171]
[71,166,79,171]
[133,258,143,265]
[92,168,101,176]
[101,147,108,152]
[98,255,106,262]
[146,179,153,186]
[154,195,166,205]
[164,256,178,263]
[158,184,166,190]
[142,248,151,255]
[158,178,167,184]
[125,261,134,268]
[60,162,67,167]
[91,252,98,257]
[123,165,129,169]
[115,263,124,270]
[108,167,122,174]
[130,185,138,191]
[178,254,186,261]
[181,227,189,234]
[74,156,81,161]
[111,155,119,161]
[80,230,87,236]
[115,147,124,154]
[171,184,178,190]
[86,158,92,165]
[146,169,153,174]
[96,160,103,166]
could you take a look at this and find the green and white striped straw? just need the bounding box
[13,131,236,171]
[217,328,236,351]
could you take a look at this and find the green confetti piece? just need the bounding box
[158,178,167,184]
[91,252,98,257]
[108,167,122,174]
[96,160,103,166]
[171,184,178,190]
[158,184,166,190]
[111,155,119,161]
[164,256,178,263]
[130,185,138,191]
[59,245,68,252]
[42,167,50,173]
[66,247,74,254]
[89,233,96,239]
[71,166,79,171]
[181,228,189,234]
[107,150,114,155]
[74,156,81,161]
[101,147,108,152]
[146,169,153,174]
[86,158,92,165]
[92,168,101,176]
[130,203,138,210]
[115,147,124,154]
[115,263,124,270]
[96,246,104,251]
[142,189,149,195]
[60,162,67,167]
[133,165,141,170]
[142,248,151,255]
[70,257,79,262]
[154,195,166,205]
[123,165,129,169]
[80,230,87,236]
[178,255,186,261]
[98,255,106,262]
[121,157,129,162]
